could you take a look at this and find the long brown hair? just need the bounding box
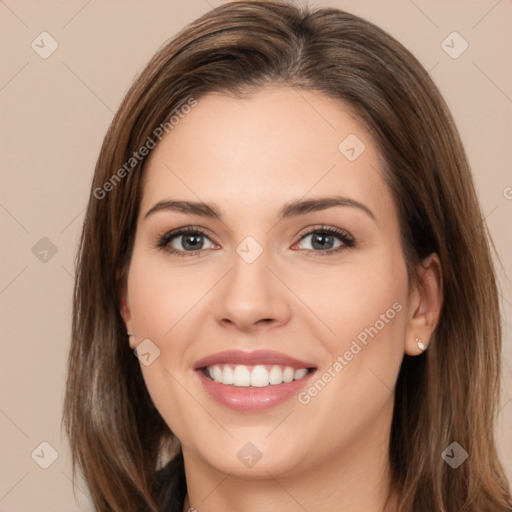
[62,1,512,510]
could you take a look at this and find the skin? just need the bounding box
[120,86,443,512]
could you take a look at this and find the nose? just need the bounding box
[213,246,291,333]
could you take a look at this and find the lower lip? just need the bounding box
[195,369,316,411]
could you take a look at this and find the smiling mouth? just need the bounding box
[201,364,316,388]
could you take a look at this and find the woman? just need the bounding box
[62,1,512,511]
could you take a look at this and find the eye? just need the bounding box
[157,226,217,257]
[156,224,355,258]
[293,226,355,255]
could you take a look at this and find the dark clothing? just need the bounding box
[154,452,187,512]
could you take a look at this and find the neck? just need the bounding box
[181,400,399,512]
[183,482,398,512]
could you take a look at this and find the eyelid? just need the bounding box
[295,224,353,241]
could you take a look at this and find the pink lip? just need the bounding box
[195,369,317,411]
[193,349,317,412]
[193,349,316,370]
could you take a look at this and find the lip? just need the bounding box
[193,349,316,370]
[193,349,317,412]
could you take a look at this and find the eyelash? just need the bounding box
[156,225,355,258]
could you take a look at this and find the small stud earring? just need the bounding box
[416,337,425,351]
[127,332,136,349]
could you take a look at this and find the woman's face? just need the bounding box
[121,86,424,480]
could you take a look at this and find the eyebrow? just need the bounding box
[143,195,376,222]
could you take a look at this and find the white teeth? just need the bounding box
[251,365,269,387]
[221,365,234,385]
[269,365,283,385]
[282,367,294,383]
[294,368,308,380]
[213,365,223,383]
[205,364,310,387]
[233,365,251,386]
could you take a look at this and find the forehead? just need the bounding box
[140,86,392,222]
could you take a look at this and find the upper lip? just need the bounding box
[193,349,316,370]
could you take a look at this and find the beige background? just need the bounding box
[1,0,511,510]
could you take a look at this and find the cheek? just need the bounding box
[288,249,408,449]
[126,250,201,348]
[126,252,199,437]
[296,247,408,350]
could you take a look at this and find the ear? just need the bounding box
[116,268,136,349]
[404,253,443,356]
